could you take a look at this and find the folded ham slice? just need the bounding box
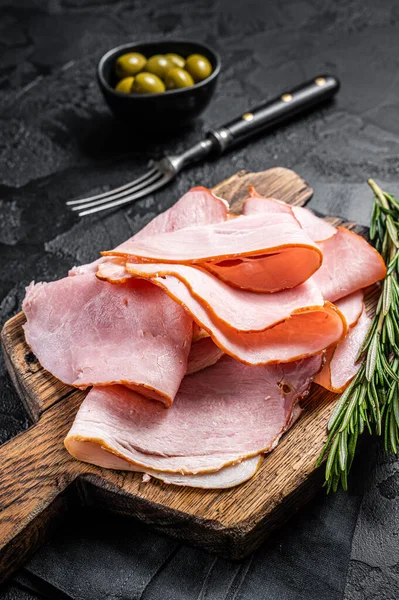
[242,188,337,242]
[65,354,323,474]
[96,258,130,284]
[186,337,224,375]
[123,268,346,365]
[104,212,323,292]
[292,206,337,242]
[315,308,371,393]
[149,457,262,488]
[125,262,326,332]
[334,290,364,328]
[315,292,371,392]
[67,441,262,488]
[242,195,293,216]
[192,322,210,342]
[312,227,386,302]
[144,405,302,487]
[23,274,192,406]
[70,186,228,276]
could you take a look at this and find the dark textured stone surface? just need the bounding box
[1,0,399,598]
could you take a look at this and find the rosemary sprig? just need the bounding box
[316,179,399,492]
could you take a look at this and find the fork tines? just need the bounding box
[67,165,170,217]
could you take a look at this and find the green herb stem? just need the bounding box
[318,180,399,491]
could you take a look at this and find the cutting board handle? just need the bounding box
[0,399,79,584]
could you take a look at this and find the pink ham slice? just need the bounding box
[96,258,131,284]
[69,186,228,276]
[292,206,337,242]
[67,441,262,488]
[315,291,370,393]
[192,322,209,342]
[242,195,293,216]
[68,405,303,489]
[334,290,364,328]
[99,260,344,365]
[125,262,326,332]
[315,307,371,393]
[186,337,224,375]
[65,353,323,474]
[23,274,192,406]
[242,187,337,242]
[149,456,261,488]
[116,269,346,365]
[311,227,386,302]
[103,212,323,292]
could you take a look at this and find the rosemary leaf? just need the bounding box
[382,275,392,315]
[338,429,348,471]
[317,180,399,491]
[366,333,379,381]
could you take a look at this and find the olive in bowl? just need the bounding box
[97,40,221,129]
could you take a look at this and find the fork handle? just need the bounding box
[207,75,340,152]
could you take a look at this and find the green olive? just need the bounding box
[144,54,174,80]
[114,76,135,94]
[131,72,165,94]
[165,67,194,90]
[185,54,212,82]
[165,53,186,69]
[115,53,146,78]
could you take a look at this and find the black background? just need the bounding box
[1,0,399,598]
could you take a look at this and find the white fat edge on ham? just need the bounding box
[68,441,262,489]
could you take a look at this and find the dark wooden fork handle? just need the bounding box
[208,75,340,152]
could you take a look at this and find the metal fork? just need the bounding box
[67,75,339,217]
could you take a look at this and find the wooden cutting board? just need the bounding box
[0,167,378,585]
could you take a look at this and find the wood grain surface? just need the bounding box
[0,167,378,584]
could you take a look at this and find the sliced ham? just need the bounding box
[125,262,325,332]
[312,227,386,301]
[96,260,211,348]
[23,274,192,406]
[315,291,368,392]
[334,290,364,328]
[120,186,228,247]
[70,186,228,276]
[150,457,261,488]
[242,195,293,216]
[242,187,337,242]
[96,258,130,283]
[192,322,210,342]
[291,206,337,242]
[186,337,224,375]
[70,259,104,277]
[65,354,323,474]
[66,405,303,489]
[67,441,262,488]
[104,212,323,292]
[314,307,371,393]
[122,269,347,365]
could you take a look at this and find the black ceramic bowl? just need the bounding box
[97,40,221,130]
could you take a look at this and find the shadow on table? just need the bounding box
[0,442,374,600]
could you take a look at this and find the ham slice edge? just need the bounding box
[65,354,322,474]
